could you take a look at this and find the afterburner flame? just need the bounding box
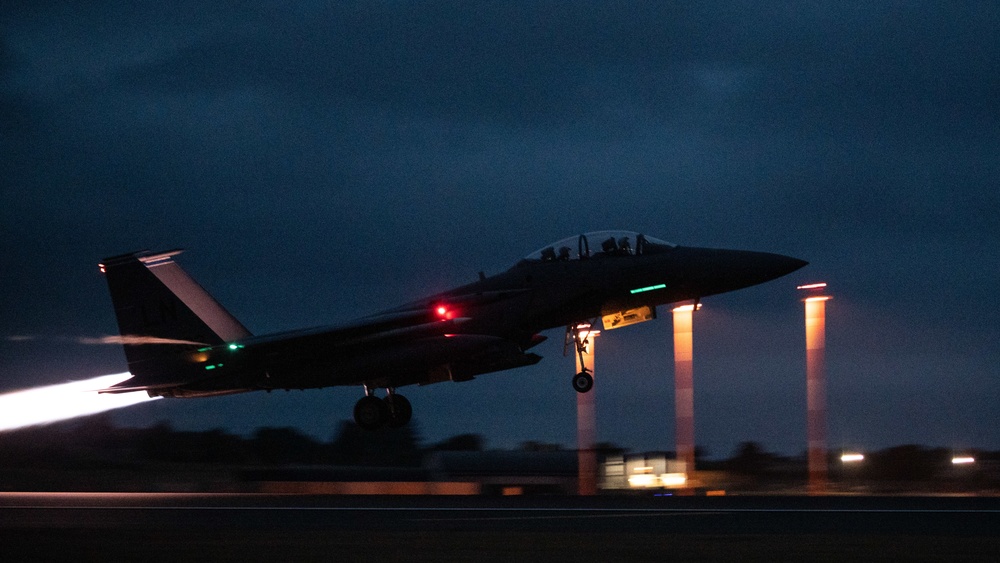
[0,373,159,432]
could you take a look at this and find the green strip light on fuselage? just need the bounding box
[630,283,667,294]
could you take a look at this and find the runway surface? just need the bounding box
[3,493,999,561]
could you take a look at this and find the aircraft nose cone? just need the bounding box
[740,251,809,285]
[768,254,809,279]
[671,247,809,297]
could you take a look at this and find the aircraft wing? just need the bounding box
[226,288,531,350]
[100,303,539,395]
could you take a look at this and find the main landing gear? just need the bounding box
[353,386,412,430]
[567,323,595,393]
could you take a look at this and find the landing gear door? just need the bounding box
[601,305,656,330]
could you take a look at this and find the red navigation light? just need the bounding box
[435,305,457,320]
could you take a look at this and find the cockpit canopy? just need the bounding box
[523,230,676,262]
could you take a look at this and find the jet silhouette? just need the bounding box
[99,230,806,429]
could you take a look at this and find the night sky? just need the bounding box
[3,2,998,457]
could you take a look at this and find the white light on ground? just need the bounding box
[660,473,688,487]
[952,456,975,465]
[627,473,688,489]
[841,453,865,463]
[628,474,657,488]
[0,373,158,432]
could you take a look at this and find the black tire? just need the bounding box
[572,371,594,393]
[354,395,388,430]
[384,394,413,428]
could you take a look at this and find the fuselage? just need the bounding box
[398,239,808,347]
[102,231,806,398]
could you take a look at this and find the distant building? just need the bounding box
[601,454,687,491]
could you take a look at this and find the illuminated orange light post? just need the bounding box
[799,283,831,495]
[672,302,700,485]
[575,325,599,496]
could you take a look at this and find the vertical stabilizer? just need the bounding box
[99,250,251,384]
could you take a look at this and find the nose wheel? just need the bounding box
[572,371,594,393]
[353,387,412,430]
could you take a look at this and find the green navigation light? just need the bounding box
[630,283,667,295]
[228,343,244,350]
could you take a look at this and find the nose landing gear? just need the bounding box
[566,322,596,394]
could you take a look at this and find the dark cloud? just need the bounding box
[2,1,999,454]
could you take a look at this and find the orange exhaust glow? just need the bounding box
[0,373,159,432]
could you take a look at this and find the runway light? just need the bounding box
[841,453,864,463]
[952,456,975,465]
[0,373,159,432]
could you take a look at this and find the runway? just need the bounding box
[3,493,999,561]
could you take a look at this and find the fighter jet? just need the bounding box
[98,231,806,429]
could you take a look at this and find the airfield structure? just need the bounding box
[673,302,701,490]
[799,283,831,495]
[575,326,599,495]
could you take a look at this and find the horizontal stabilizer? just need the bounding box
[97,372,199,394]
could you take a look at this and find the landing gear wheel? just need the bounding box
[572,371,594,393]
[384,394,412,428]
[354,395,388,430]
